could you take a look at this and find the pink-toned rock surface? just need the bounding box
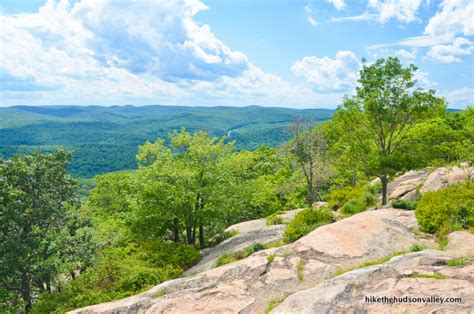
[420,165,473,194]
[273,251,474,314]
[389,177,425,200]
[445,231,474,257]
[185,209,304,275]
[387,170,428,200]
[69,209,419,314]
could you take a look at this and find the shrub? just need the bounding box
[340,198,366,215]
[266,213,283,225]
[244,242,266,256]
[216,253,240,266]
[447,258,465,266]
[392,198,417,210]
[362,189,378,207]
[216,242,266,267]
[410,243,427,252]
[327,185,378,216]
[31,242,200,313]
[283,208,333,243]
[267,254,275,263]
[136,241,201,269]
[327,186,363,210]
[415,182,473,239]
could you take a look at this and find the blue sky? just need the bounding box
[0,0,472,109]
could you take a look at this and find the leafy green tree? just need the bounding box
[134,129,234,248]
[84,171,137,247]
[335,57,445,204]
[285,119,332,206]
[0,150,79,311]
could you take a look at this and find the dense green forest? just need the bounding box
[0,105,334,178]
[1,58,473,313]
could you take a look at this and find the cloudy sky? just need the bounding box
[0,0,472,108]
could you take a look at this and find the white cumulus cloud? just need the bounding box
[291,51,360,93]
[424,0,474,39]
[426,37,474,63]
[0,0,330,108]
[368,0,424,23]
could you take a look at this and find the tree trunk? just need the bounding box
[306,184,314,206]
[21,273,32,312]
[173,218,180,242]
[192,227,196,244]
[186,225,193,244]
[381,174,388,206]
[199,225,205,249]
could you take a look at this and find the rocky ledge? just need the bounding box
[274,250,473,313]
[70,209,426,313]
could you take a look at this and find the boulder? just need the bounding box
[70,209,419,314]
[273,250,474,314]
[185,208,304,275]
[420,165,473,194]
[445,231,474,257]
[389,177,424,200]
[387,170,428,200]
[312,201,327,209]
[400,189,419,201]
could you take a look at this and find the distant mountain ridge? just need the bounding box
[0,105,335,178]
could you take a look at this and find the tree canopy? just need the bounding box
[330,57,446,204]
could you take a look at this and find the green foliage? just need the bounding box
[267,255,275,263]
[415,182,473,239]
[265,298,284,314]
[410,243,427,252]
[392,198,417,210]
[329,184,378,215]
[284,208,333,243]
[244,242,266,256]
[0,150,90,311]
[0,106,334,178]
[216,242,267,267]
[447,258,465,267]
[266,213,284,225]
[216,253,240,267]
[331,57,446,204]
[32,242,199,313]
[285,122,332,205]
[340,198,367,215]
[409,274,445,280]
[327,186,364,210]
[297,260,305,282]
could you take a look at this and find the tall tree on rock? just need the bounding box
[286,119,332,206]
[335,57,445,205]
[134,129,234,249]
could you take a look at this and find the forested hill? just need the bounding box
[0,105,334,178]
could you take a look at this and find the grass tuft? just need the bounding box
[447,258,465,266]
[409,273,445,280]
[297,260,305,282]
[265,298,284,314]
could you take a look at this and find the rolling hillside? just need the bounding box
[0,105,334,178]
